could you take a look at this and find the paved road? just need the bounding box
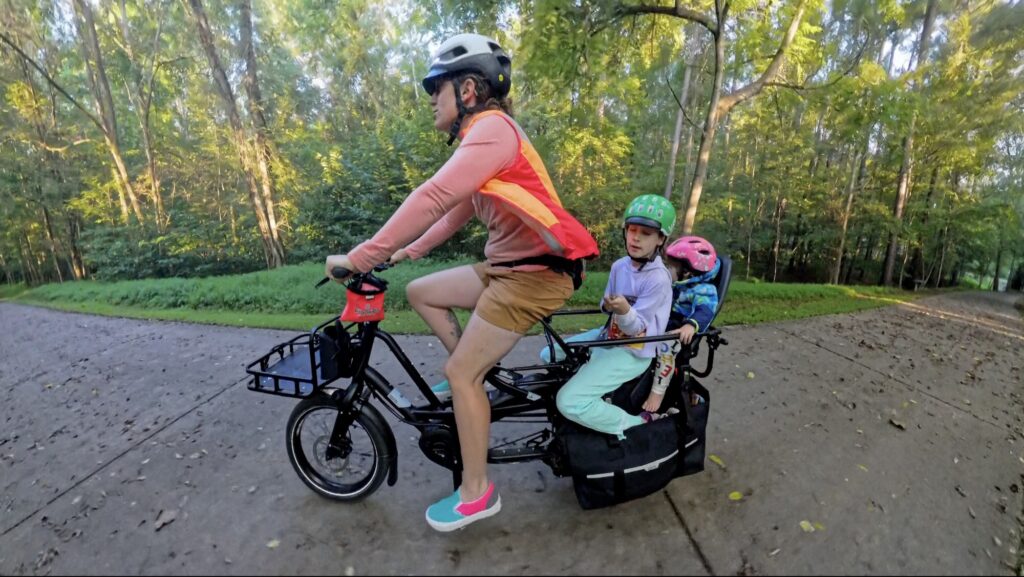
[0,291,1022,575]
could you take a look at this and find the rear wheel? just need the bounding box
[286,393,390,501]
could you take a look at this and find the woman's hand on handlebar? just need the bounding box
[324,254,355,283]
[388,248,409,265]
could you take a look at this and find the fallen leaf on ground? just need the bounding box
[857,464,869,472]
[154,509,177,531]
[728,491,743,501]
[799,520,815,533]
[746,372,755,379]
[709,455,726,469]
[266,539,280,549]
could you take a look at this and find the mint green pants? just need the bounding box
[550,330,650,438]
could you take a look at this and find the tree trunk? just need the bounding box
[842,232,865,285]
[745,198,754,279]
[882,130,914,286]
[664,61,693,200]
[65,211,86,280]
[933,226,948,288]
[831,148,864,284]
[73,0,145,227]
[185,0,282,268]
[771,196,787,282]
[682,23,726,234]
[882,0,938,286]
[120,3,169,230]
[909,166,939,284]
[40,205,65,283]
[0,253,13,284]
[681,2,806,233]
[992,241,1003,292]
[240,0,286,265]
[682,83,698,197]
[21,234,41,286]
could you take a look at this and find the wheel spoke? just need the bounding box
[290,402,382,500]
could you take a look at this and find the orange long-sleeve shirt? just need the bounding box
[347,114,551,272]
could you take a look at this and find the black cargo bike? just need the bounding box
[245,259,731,508]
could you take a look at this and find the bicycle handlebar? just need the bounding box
[315,263,391,288]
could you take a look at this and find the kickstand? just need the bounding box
[451,469,462,491]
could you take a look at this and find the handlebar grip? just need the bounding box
[314,266,354,288]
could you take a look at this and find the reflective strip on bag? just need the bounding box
[585,449,680,479]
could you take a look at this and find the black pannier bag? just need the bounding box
[556,415,681,510]
[553,368,711,510]
[677,379,710,477]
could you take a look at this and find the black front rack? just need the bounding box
[246,318,350,398]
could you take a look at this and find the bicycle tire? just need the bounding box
[286,392,390,501]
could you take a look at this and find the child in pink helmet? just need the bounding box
[645,236,720,412]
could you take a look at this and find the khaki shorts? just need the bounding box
[472,262,574,334]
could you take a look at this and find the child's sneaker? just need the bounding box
[430,380,496,402]
[430,380,453,401]
[425,482,501,532]
[640,410,669,423]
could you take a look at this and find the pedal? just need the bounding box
[488,445,547,463]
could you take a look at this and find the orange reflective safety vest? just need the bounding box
[462,110,599,261]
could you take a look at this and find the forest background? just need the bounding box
[1,0,1022,292]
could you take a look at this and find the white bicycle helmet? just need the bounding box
[421,33,511,98]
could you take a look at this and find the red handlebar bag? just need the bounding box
[341,277,387,323]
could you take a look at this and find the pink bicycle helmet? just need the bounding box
[666,236,717,273]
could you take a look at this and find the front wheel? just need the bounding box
[286,393,390,501]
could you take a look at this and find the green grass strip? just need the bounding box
[11,260,940,334]
[0,283,27,300]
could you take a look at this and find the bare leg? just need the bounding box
[445,313,523,501]
[406,265,485,353]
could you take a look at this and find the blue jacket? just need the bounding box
[668,258,720,333]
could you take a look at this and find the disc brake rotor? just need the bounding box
[313,436,349,474]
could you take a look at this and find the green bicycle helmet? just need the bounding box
[623,194,676,237]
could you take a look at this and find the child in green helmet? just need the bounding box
[552,194,676,437]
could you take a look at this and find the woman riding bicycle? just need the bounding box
[324,32,598,532]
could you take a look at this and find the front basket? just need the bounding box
[245,319,352,398]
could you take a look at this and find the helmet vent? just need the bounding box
[450,46,467,57]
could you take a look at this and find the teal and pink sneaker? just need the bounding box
[425,482,502,532]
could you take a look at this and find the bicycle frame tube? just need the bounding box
[334,301,724,434]
[340,319,561,425]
